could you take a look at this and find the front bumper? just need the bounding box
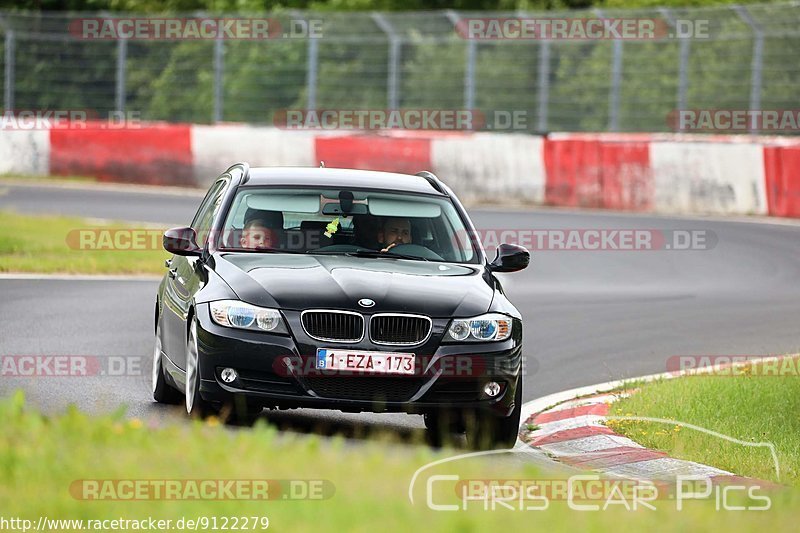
[194,303,523,417]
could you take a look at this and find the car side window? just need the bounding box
[192,179,227,246]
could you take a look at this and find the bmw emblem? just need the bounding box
[358,298,375,308]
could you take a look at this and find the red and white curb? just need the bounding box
[516,361,791,486]
[520,392,740,483]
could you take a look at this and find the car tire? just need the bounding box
[424,409,465,447]
[152,324,182,404]
[218,396,263,425]
[185,319,218,418]
[464,377,523,450]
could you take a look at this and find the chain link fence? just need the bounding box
[1,3,799,133]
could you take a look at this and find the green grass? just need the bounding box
[1,391,798,531]
[608,356,800,487]
[0,210,168,274]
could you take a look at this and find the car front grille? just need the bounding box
[306,376,423,402]
[370,314,432,345]
[301,310,364,342]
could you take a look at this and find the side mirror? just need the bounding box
[489,243,530,273]
[163,226,202,256]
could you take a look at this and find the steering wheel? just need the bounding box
[386,243,444,261]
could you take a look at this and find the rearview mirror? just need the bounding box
[163,227,202,256]
[322,202,368,215]
[489,243,530,273]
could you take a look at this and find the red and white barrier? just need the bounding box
[191,125,318,187]
[2,125,799,219]
[764,144,800,218]
[0,130,50,176]
[543,133,652,210]
[50,122,194,186]
[542,133,799,217]
[315,133,431,176]
[431,132,546,204]
[650,141,768,215]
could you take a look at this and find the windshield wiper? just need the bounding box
[344,250,429,262]
[306,249,430,261]
[224,248,305,254]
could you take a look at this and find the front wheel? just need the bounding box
[152,323,182,404]
[464,377,523,450]
[218,397,263,426]
[424,409,465,448]
[185,319,217,417]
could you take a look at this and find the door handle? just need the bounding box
[168,268,177,279]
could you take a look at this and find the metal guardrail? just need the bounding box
[0,4,798,133]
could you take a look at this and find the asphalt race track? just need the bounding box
[2,181,800,440]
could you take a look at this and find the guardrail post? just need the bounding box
[536,40,551,132]
[445,11,475,112]
[734,5,764,134]
[5,29,15,112]
[372,12,400,109]
[595,9,623,132]
[306,37,319,111]
[213,36,224,123]
[464,40,476,111]
[677,36,690,112]
[658,8,691,116]
[115,37,127,115]
[608,38,623,131]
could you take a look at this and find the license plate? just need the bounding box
[316,348,415,375]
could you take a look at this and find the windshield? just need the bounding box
[219,187,479,263]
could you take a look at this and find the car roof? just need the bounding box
[243,167,446,196]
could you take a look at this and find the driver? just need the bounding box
[378,217,412,253]
[239,219,277,250]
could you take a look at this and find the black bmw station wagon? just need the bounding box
[153,163,530,449]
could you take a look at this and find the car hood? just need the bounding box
[212,252,494,317]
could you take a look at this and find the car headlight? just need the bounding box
[209,300,288,334]
[444,313,513,342]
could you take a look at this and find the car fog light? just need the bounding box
[220,367,238,383]
[483,381,501,397]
